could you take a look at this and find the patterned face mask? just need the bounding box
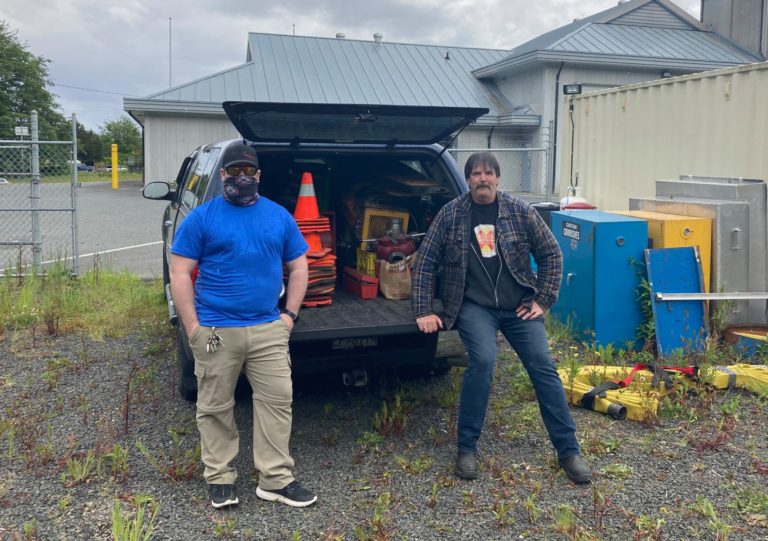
[222,174,260,206]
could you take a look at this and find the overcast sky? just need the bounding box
[2,0,700,132]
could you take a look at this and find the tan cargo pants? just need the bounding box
[189,319,294,490]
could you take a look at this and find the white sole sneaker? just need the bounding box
[256,486,317,508]
[211,497,239,509]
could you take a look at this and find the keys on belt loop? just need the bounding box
[206,327,225,353]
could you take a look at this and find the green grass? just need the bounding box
[7,171,144,184]
[0,260,166,339]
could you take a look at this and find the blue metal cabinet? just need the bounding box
[550,210,648,348]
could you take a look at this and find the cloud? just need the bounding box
[2,0,702,130]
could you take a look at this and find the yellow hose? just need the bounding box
[559,364,768,422]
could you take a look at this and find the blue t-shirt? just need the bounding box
[171,196,309,327]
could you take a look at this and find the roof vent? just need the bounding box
[573,17,581,22]
[373,33,383,45]
[336,33,345,39]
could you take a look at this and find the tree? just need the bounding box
[76,122,104,164]
[100,117,142,166]
[0,21,69,140]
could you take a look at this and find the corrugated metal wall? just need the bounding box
[559,61,768,209]
[144,114,238,181]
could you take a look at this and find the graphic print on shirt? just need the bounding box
[474,224,497,257]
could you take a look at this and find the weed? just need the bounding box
[432,367,463,408]
[58,495,72,509]
[373,393,410,437]
[212,516,237,538]
[491,499,515,527]
[591,480,616,532]
[60,449,100,487]
[135,429,200,481]
[366,491,394,540]
[600,463,633,479]
[689,495,734,540]
[75,393,89,426]
[322,428,339,448]
[111,494,158,541]
[546,313,574,344]
[499,360,535,403]
[720,395,741,419]
[356,431,385,452]
[461,489,477,512]
[728,486,768,515]
[634,514,665,541]
[499,402,541,440]
[105,443,130,483]
[21,518,39,540]
[583,434,621,457]
[524,480,543,523]
[635,277,655,349]
[709,297,734,342]
[1,265,165,339]
[554,503,578,536]
[393,454,434,475]
[427,481,439,509]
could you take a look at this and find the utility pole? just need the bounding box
[169,17,173,88]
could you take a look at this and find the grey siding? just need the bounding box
[144,114,238,181]
[702,0,768,57]
[494,66,547,114]
[613,3,691,29]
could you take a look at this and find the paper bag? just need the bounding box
[377,255,414,300]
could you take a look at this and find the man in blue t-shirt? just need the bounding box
[171,142,317,509]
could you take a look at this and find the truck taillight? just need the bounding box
[191,266,199,285]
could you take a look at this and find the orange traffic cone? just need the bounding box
[304,231,323,253]
[293,172,320,220]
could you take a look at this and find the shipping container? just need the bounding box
[559,61,768,210]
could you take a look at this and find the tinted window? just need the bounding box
[181,148,218,209]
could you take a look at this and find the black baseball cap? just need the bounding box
[221,142,259,168]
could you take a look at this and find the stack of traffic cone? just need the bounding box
[291,172,336,307]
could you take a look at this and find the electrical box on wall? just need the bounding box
[550,210,648,348]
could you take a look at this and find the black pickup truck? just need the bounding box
[143,102,482,399]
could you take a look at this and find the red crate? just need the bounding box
[343,266,379,299]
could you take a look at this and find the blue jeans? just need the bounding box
[455,301,580,459]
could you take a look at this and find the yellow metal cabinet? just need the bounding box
[611,210,712,292]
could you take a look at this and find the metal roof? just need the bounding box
[474,0,762,77]
[143,34,513,115]
[549,23,759,63]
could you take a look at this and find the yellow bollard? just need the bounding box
[111,144,118,190]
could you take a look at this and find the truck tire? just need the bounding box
[177,326,197,401]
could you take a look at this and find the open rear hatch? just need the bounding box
[222,102,488,146]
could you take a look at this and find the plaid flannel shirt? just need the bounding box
[411,192,562,330]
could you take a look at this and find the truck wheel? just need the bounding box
[177,327,197,401]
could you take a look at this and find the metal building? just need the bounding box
[125,0,761,197]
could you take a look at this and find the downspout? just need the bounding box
[487,126,495,149]
[550,62,565,200]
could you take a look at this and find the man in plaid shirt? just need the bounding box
[411,152,591,484]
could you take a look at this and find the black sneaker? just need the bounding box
[256,481,317,508]
[209,484,239,508]
[455,451,478,480]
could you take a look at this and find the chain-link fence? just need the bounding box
[0,112,79,276]
[450,127,552,201]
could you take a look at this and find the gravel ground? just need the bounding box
[0,325,766,540]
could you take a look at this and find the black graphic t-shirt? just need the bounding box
[465,199,529,310]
